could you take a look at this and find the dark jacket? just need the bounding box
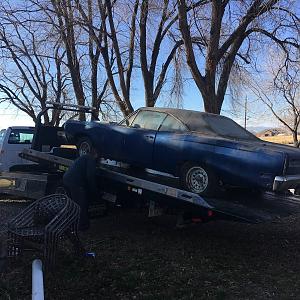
[63,154,98,197]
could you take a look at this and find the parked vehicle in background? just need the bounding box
[64,107,300,196]
[0,126,35,172]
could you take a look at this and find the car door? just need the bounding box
[153,115,188,174]
[122,110,167,167]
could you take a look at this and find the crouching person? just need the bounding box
[63,148,99,231]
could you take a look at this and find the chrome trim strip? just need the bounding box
[273,175,300,191]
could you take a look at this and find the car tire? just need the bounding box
[77,137,94,156]
[180,162,219,196]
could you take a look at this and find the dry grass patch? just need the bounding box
[259,135,297,145]
[2,209,300,299]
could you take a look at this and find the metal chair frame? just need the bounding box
[7,194,82,269]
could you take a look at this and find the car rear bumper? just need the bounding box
[273,175,300,191]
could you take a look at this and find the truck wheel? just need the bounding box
[77,137,93,156]
[180,162,219,196]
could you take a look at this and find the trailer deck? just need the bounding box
[0,148,299,224]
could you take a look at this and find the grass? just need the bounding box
[259,135,297,145]
[2,210,300,299]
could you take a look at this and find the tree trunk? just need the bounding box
[293,131,299,147]
[144,79,155,107]
[202,88,222,114]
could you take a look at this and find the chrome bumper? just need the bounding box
[273,175,300,191]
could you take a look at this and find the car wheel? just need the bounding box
[180,163,219,196]
[77,137,93,156]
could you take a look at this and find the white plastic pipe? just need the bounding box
[32,259,44,300]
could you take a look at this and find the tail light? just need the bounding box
[207,210,214,217]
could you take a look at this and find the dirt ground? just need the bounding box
[1,199,300,300]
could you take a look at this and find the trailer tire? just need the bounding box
[77,137,94,156]
[180,162,219,196]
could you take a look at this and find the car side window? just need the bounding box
[131,111,167,130]
[159,115,187,132]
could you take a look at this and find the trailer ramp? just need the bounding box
[206,192,300,223]
[17,149,300,223]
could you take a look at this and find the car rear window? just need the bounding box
[203,115,258,140]
[8,129,34,144]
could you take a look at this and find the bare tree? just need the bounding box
[29,0,112,120]
[74,0,137,116]
[46,0,88,120]
[0,3,68,125]
[177,0,300,114]
[139,0,185,107]
[250,61,300,147]
[76,0,189,114]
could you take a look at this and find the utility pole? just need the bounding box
[244,96,248,129]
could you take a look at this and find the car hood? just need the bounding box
[183,133,300,157]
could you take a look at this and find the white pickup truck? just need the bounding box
[0,126,35,172]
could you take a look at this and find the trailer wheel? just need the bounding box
[47,180,68,195]
[77,137,94,156]
[180,162,219,196]
[54,185,68,195]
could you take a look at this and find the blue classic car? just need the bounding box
[64,107,300,196]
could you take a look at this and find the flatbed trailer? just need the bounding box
[2,148,300,224]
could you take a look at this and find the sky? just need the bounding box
[0,103,35,129]
[0,0,292,131]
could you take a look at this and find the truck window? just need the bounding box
[8,129,34,144]
[0,129,6,144]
